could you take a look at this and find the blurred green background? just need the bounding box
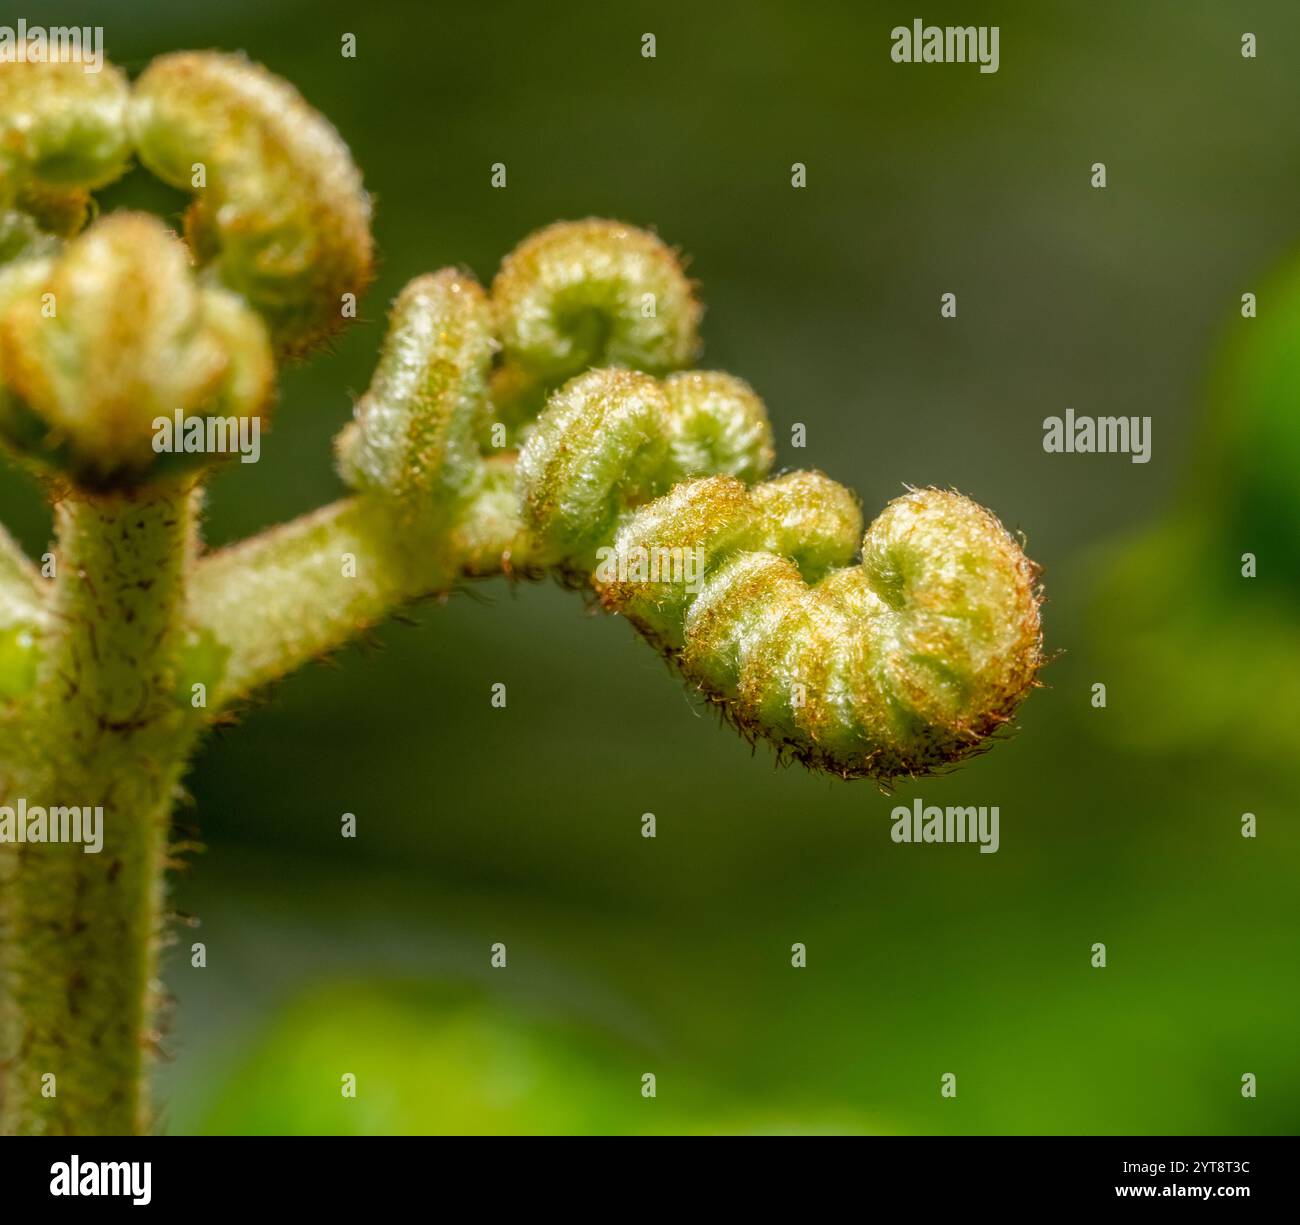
[3,0,1297,1134]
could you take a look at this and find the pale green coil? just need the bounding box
[519,369,1043,780]
[131,51,374,358]
[338,221,1042,781]
[336,270,496,509]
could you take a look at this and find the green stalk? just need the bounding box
[191,482,525,713]
[0,483,199,1135]
[0,481,521,1134]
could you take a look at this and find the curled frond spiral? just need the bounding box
[518,370,1043,780]
[0,213,273,488]
[131,51,374,358]
[0,53,132,256]
[0,50,374,491]
[487,219,702,431]
[338,219,714,503]
[339,222,1042,781]
[336,270,496,510]
[493,219,701,379]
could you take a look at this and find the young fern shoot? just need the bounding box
[0,47,1043,1136]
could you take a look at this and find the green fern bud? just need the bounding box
[662,371,775,485]
[0,54,132,212]
[517,369,673,567]
[341,220,720,507]
[519,369,1042,780]
[491,219,702,405]
[0,212,274,488]
[337,270,496,509]
[131,51,374,358]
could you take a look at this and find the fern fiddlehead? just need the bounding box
[518,373,1041,780]
[0,212,274,487]
[130,51,374,358]
[493,218,701,376]
[336,270,497,510]
[0,53,133,257]
[339,227,1044,781]
[0,44,1044,1135]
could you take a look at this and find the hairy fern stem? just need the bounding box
[1,486,196,1134]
